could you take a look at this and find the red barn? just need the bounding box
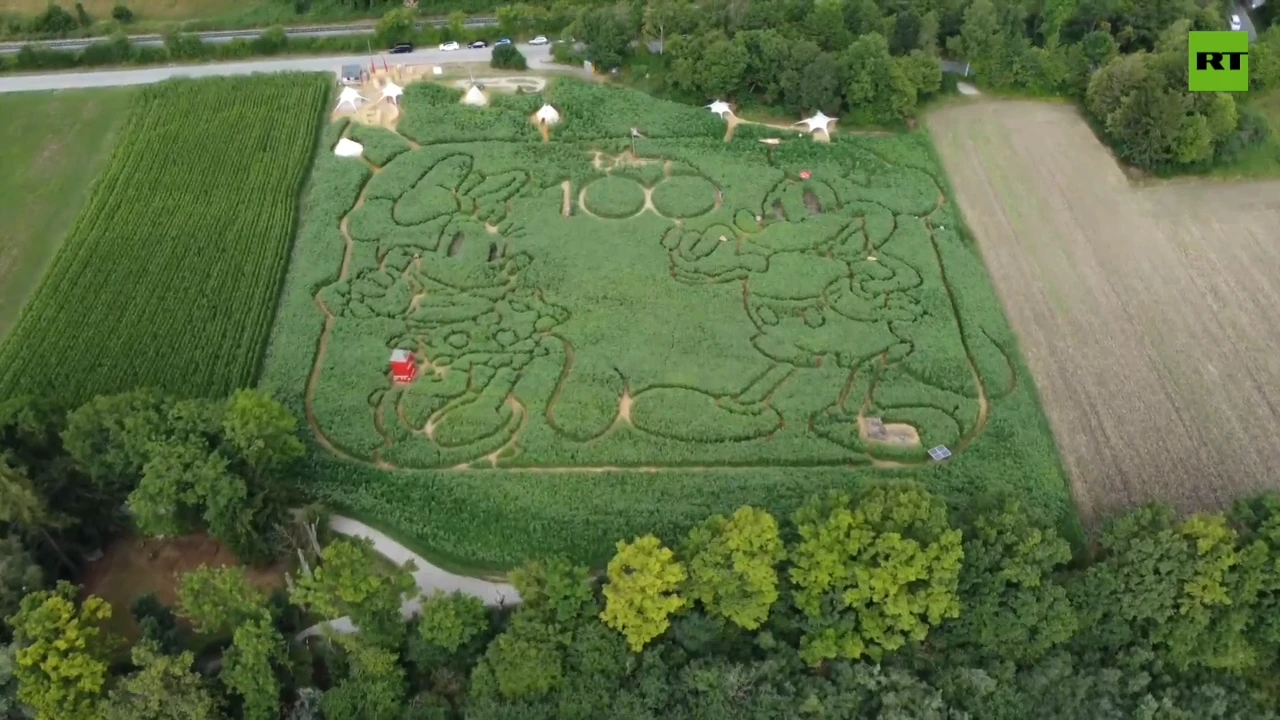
[390,349,417,384]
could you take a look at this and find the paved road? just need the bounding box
[0,16,498,55]
[295,514,521,641]
[0,42,556,92]
[1236,3,1259,42]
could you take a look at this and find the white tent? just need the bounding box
[335,86,367,112]
[706,100,733,118]
[535,104,560,125]
[461,85,488,106]
[380,81,404,105]
[334,138,364,158]
[795,111,836,133]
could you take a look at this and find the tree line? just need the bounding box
[535,0,1280,171]
[6,389,1280,717]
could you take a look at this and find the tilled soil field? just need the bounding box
[930,100,1280,522]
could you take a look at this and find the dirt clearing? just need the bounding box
[930,100,1280,522]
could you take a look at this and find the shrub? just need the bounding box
[491,44,527,70]
[110,3,132,23]
[29,4,76,34]
[582,176,645,217]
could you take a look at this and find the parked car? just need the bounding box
[1230,13,1243,30]
[439,41,460,51]
[469,40,488,49]
[529,35,548,45]
[389,43,413,54]
[495,38,512,46]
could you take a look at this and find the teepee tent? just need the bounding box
[334,138,364,157]
[380,81,404,105]
[535,104,560,125]
[461,84,489,106]
[335,86,367,112]
[795,111,835,134]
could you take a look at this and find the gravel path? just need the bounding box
[296,515,521,640]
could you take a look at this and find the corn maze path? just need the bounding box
[302,115,1011,473]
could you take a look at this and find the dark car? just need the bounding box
[468,40,488,49]
[389,43,413,54]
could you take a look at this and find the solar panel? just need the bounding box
[928,445,952,461]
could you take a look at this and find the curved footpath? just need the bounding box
[295,515,521,641]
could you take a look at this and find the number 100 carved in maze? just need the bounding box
[306,142,1015,470]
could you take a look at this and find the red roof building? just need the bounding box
[390,349,417,384]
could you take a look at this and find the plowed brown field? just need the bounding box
[930,100,1280,522]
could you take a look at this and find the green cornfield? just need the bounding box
[0,74,329,406]
[260,79,1074,570]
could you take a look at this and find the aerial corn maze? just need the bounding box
[260,79,1069,567]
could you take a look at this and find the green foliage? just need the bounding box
[0,536,42,640]
[320,639,406,720]
[0,74,329,407]
[345,124,412,167]
[937,497,1077,664]
[491,43,527,70]
[221,615,285,720]
[375,7,415,46]
[100,642,224,720]
[176,566,270,634]
[582,176,646,217]
[8,581,114,720]
[417,591,490,653]
[290,538,417,648]
[600,535,687,652]
[682,506,784,630]
[789,485,963,664]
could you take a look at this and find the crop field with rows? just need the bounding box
[260,79,1070,569]
[0,74,330,407]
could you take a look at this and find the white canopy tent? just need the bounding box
[795,111,836,134]
[334,138,364,158]
[335,86,367,112]
[380,81,405,105]
[706,100,733,118]
[461,85,489,106]
[535,103,561,125]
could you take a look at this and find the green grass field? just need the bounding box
[260,79,1072,570]
[0,88,134,340]
[0,74,330,407]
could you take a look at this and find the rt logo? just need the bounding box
[1189,31,1249,92]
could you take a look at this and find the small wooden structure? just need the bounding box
[390,349,418,384]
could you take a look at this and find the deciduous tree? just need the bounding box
[176,565,270,634]
[290,538,416,648]
[101,642,225,720]
[683,506,784,630]
[600,535,687,652]
[788,486,963,665]
[417,591,490,653]
[221,615,285,720]
[8,581,115,720]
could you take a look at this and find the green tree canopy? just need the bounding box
[290,538,416,648]
[599,535,687,652]
[789,485,963,665]
[682,506,784,631]
[175,565,270,634]
[8,581,115,720]
[101,642,225,720]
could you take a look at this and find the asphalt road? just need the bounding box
[1236,3,1259,41]
[0,42,556,93]
[0,17,498,55]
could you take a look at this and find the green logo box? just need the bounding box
[1189,31,1249,92]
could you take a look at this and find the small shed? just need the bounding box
[390,349,418,384]
[340,64,363,85]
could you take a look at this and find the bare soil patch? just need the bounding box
[79,533,288,641]
[930,100,1280,522]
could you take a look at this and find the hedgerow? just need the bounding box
[0,73,329,407]
[260,90,1072,569]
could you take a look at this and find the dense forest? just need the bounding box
[5,389,1280,718]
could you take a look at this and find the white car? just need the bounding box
[529,35,548,45]
[1230,14,1243,30]
[439,41,460,51]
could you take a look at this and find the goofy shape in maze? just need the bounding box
[638,163,985,456]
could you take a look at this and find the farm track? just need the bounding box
[930,100,1280,522]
